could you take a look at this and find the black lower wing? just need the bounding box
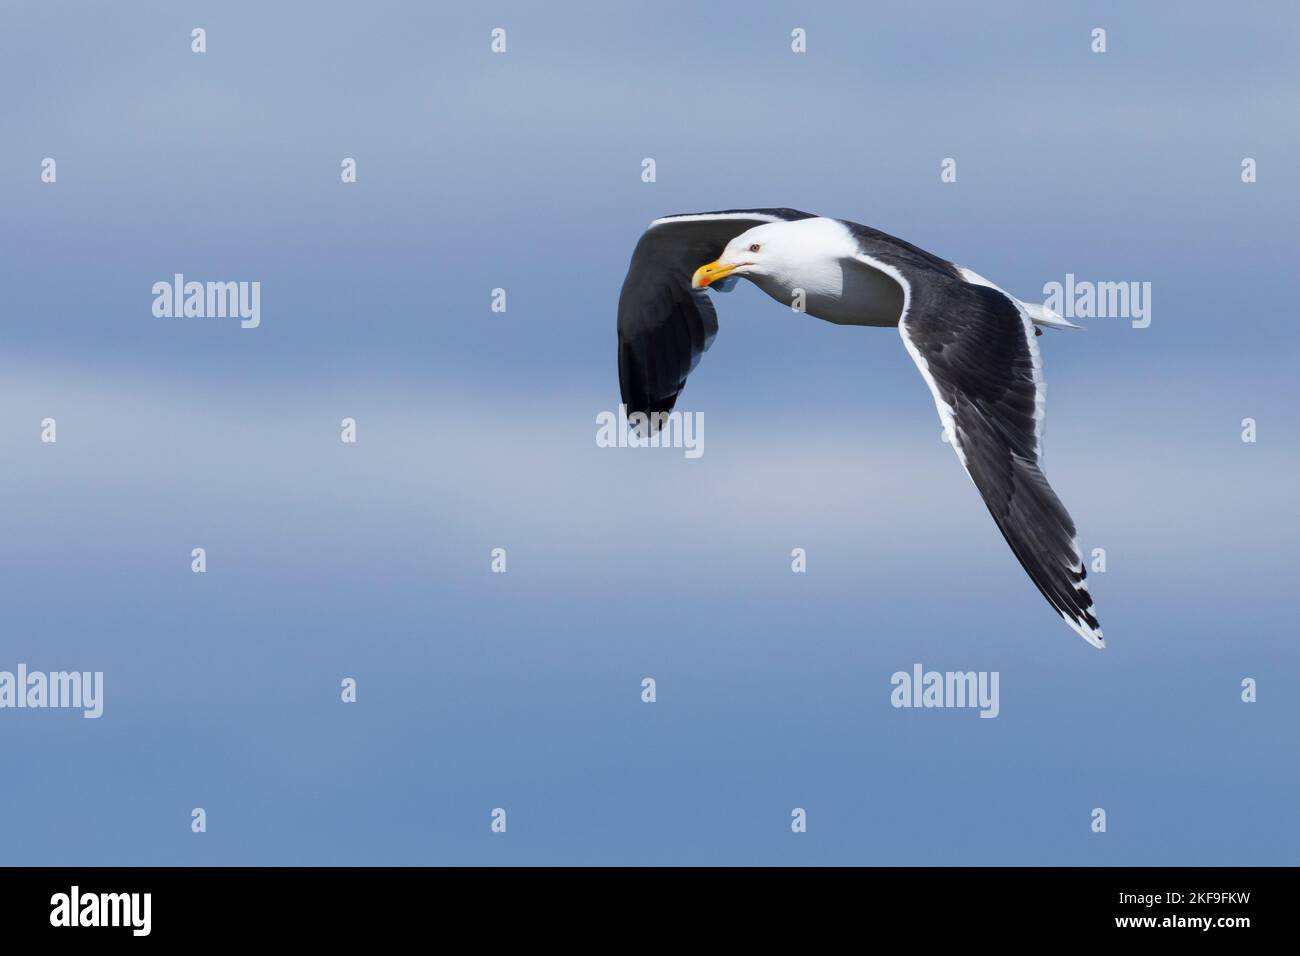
[616,209,814,415]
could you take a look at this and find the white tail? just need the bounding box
[1022,300,1083,331]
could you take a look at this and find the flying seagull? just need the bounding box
[615,208,1102,647]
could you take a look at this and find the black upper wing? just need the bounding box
[616,209,815,416]
[889,266,1103,646]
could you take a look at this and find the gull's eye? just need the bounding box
[748,243,761,253]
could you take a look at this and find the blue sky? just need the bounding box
[1,1,1297,864]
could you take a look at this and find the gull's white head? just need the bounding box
[690,218,856,296]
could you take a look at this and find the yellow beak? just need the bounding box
[691,259,737,289]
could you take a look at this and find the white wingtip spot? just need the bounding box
[1061,611,1105,649]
